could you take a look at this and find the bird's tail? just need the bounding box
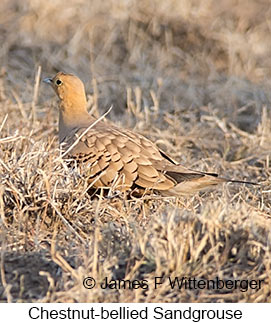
[222,178,259,186]
[162,168,259,196]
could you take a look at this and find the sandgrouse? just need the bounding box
[43,72,256,196]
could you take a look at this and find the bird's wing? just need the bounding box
[61,122,228,194]
[62,125,177,191]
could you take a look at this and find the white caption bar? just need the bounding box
[0,303,269,322]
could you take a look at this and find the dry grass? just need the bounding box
[0,0,271,303]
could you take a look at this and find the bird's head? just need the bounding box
[43,72,87,111]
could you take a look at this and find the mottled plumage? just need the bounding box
[43,72,256,196]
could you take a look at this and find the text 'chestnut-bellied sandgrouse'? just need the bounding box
[43,72,257,196]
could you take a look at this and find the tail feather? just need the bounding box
[165,169,259,186]
[222,178,259,186]
[162,168,259,196]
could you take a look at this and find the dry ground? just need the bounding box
[0,0,271,302]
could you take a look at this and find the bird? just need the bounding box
[43,72,257,196]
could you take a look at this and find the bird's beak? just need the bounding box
[43,77,53,84]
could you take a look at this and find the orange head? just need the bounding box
[43,72,87,111]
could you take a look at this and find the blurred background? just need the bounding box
[1,0,271,133]
[1,0,271,303]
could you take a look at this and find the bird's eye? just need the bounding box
[55,79,62,86]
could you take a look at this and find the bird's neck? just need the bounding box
[58,101,94,143]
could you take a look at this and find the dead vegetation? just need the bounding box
[0,0,270,302]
